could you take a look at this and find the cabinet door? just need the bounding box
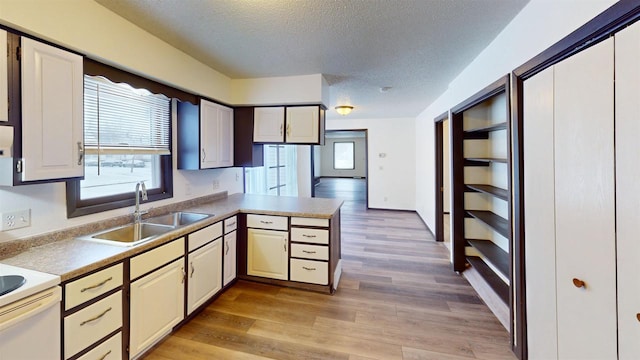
[129,258,185,359]
[200,100,233,169]
[21,37,83,181]
[286,106,319,143]
[0,30,7,122]
[200,99,221,169]
[247,228,288,280]
[218,105,234,167]
[254,107,285,142]
[614,22,640,359]
[223,231,237,286]
[187,239,222,315]
[554,37,616,360]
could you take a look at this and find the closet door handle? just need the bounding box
[572,278,586,288]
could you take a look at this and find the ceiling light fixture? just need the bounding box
[335,105,354,116]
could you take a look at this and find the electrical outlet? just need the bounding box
[212,180,220,190]
[1,209,31,231]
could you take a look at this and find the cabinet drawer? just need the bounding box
[224,216,238,233]
[247,214,288,230]
[290,259,328,285]
[291,243,329,261]
[64,291,122,359]
[131,238,185,280]
[291,217,329,227]
[76,332,122,360]
[291,227,329,244]
[188,222,222,252]
[65,263,123,310]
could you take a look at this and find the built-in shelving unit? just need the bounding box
[450,75,511,326]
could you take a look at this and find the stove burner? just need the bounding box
[0,275,26,296]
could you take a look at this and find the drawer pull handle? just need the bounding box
[260,220,273,224]
[572,278,586,288]
[302,250,317,254]
[227,221,236,227]
[80,277,113,292]
[303,234,317,238]
[302,266,316,271]
[80,307,112,326]
[98,350,112,360]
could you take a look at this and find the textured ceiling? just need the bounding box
[94,0,528,119]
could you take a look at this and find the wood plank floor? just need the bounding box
[144,186,514,360]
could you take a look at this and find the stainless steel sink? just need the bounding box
[143,212,212,227]
[79,223,174,247]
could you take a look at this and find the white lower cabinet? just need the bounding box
[223,230,237,287]
[187,239,222,315]
[64,291,123,359]
[247,228,288,280]
[290,259,328,285]
[77,332,122,360]
[129,258,185,359]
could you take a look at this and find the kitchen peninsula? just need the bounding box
[0,193,342,360]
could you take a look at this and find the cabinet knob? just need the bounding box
[572,278,586,288]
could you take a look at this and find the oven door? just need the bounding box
[0,286,61,359]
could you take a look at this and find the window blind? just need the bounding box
[84,75,171,155]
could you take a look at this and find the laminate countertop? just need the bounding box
[0,193,343,282]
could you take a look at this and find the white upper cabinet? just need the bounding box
[21,36,83,182]
[285,106,321,143]
[253,107,285,142]
[254,105,324,144]
[200,99,234,169]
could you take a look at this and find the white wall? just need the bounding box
[320,136,367,178]
[415,0,618,232]
[327,118,415,210]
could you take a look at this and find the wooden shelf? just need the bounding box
[463,122,507,139]
[467,256,509,304]
[466,122,507,133]
[465,157,508,164]
[467,239,509,278]
[466,210,509,238]
[465,184,508,201]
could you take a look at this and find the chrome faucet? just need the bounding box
[134,181,148,224]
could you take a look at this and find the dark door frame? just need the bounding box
[434,112,448,243]
[311,129,369,209]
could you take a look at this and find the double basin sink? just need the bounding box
[78,212,213,247]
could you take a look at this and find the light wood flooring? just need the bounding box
[144,184,514,360]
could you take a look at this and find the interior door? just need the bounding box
[614,21,640,359]
[553,37,617,360]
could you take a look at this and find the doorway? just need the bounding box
[435,112,451,247]
[312,130,368,210]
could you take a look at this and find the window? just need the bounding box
[66,71,174,217]
[333,142,355,170]
[244,145,298,196]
